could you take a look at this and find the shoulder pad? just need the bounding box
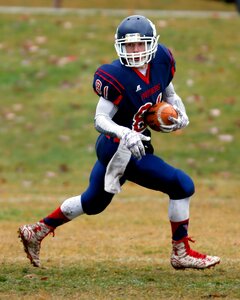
[155,44,176,78]
[93,64,125,104]
[156,45,176,67]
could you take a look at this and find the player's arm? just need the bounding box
[161,82,189,132]
[94,97,150,160]
[94,96,126,138]
[163,82,187,113]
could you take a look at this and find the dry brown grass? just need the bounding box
[0,179,240,299]
[2,179,239,266]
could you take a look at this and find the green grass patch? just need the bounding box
[0,0,237,11]
[0,14,239,190]
[1,261,240,299]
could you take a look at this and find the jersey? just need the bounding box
[93,44,176,133]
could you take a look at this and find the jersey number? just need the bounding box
[95,79,109,99]
[132,102,152,132]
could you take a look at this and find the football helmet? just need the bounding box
[115,15,159,67]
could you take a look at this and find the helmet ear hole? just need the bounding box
[115,15,159,67]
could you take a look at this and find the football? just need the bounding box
[145,102,178,132]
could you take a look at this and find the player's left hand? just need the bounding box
[160,106,189,132]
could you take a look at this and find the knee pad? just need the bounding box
[60,195,84,220]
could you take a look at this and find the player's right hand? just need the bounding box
[160,106,189,133]
[121,129,151,160]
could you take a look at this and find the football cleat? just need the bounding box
[18,222,54,267]
[171,236,220,270]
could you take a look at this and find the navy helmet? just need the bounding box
[115,15,159,67]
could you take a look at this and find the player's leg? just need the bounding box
[18,160,116,267]
[125,153,194,198]
[18,133,120,267]
[125,154,220,269]
[168,198,220,269]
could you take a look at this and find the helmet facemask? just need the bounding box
[115,33,159,68]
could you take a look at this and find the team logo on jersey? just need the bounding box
[141,83,161,101]
[136,85,142,92]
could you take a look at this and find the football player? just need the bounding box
[18,15,220,269]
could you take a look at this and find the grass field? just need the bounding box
[0,0,237,11]
[0,5,240,300]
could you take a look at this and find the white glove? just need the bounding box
[121,129,151,160]
[160,105,189,133]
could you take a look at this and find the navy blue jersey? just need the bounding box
[93,44,176,132]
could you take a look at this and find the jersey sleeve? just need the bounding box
[92,64,125,106]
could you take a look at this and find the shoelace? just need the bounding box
[185,237,206,259]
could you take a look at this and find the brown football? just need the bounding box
[145,102,178,132]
